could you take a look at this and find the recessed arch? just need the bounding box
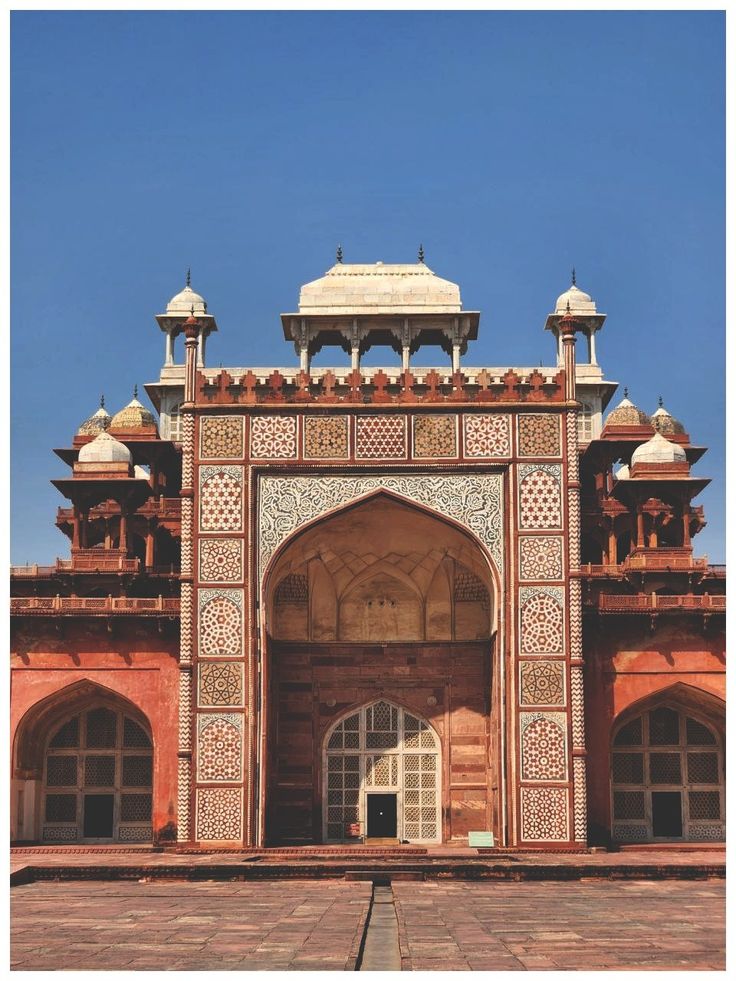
[264,491,497,642]
[13,681,154,844]
[610,685,725,844]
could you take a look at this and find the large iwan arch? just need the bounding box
[260,492,500,845]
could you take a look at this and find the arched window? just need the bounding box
[168,402,183,442]
[578,401,594,443]
[43,707,153,842]
[324,700,440,843]
[611,705,724,843]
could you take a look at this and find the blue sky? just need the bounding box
[11,10,725,563]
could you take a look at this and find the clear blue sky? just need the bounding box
[11,10,725,563]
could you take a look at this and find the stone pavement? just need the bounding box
[394,880,726,971]
[11,877,725,971]
[10,880,372,971]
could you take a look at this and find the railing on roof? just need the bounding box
[10,596,180,615]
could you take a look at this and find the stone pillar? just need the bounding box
[177,316,199,842]
[165,331,174,366]
[561,305,588,844]
[145,520,155,569]
[589,329,598,366]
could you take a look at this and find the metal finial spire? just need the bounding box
[658,394,664,408]
[336,244,343,263]
[571,266,576,286]
[186,267,191,288]
[624,386,629,399]
[418,244,425,264]
[100,394,105,409]
[133,384,138,400]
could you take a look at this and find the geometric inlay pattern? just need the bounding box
[518,414,562,456]
[520,786,569,841]
[199,589,243,657]
[413,415,457,458]
[257,472,504,582]
[520,660,565,706]
[518,465,562,529]
[519,536,564,581]
[199,539,243,583]
[198,662,244,707]
[197,714,242,782]
[200,466,243,532]
[356,416,407,459]
[200,416,244,460]
[250,416,297,459]
[521,713,567,781]
[304,416,349,459]
[196,788,242,840]
[519,587,565,655]
[464,413,511,457]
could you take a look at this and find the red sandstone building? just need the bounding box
[10,259,725,849]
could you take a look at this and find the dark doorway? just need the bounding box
[367,793,397,837]
[83,794,114,838]
[652,791,682,838]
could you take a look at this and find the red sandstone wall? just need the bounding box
[266,640,493,844]
[583,618,725,844]
[11,621,179,842]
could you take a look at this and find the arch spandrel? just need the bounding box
[257,473,504,587]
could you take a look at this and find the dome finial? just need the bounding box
[336,244,343,264]
[133,384,138,400]
[186,267,191,288]
[418,243,425,264]
[571,266,576,286]
[624,386,629,399]
[100,394,105,409]
[658,394,664,408]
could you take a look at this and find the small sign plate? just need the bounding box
[468,831,495,848]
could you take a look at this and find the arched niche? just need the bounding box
[265,493,495,643]
[610,684,725,844]
[12,681,154,844]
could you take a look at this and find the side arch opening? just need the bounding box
[13,681,154,844]
[610,686,725,844]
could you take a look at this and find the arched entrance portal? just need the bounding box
[324,700,440,842]
[262,492,498,845]
[611,700,725,843]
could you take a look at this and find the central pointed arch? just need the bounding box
[257,484,503,847]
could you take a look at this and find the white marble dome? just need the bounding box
[77,431,132,465]
[554,283,597,316]
[631,432,686,466]
[166,284,207,317]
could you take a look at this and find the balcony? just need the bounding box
[622,548,709,574]
[590,593,725,614]
[10,596,180,615]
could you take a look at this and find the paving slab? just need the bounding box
[393,879,725,970]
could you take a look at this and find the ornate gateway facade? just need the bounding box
[10,258,725,849]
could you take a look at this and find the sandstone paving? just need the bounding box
[11,880,371,971]
[393,879,725,971]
